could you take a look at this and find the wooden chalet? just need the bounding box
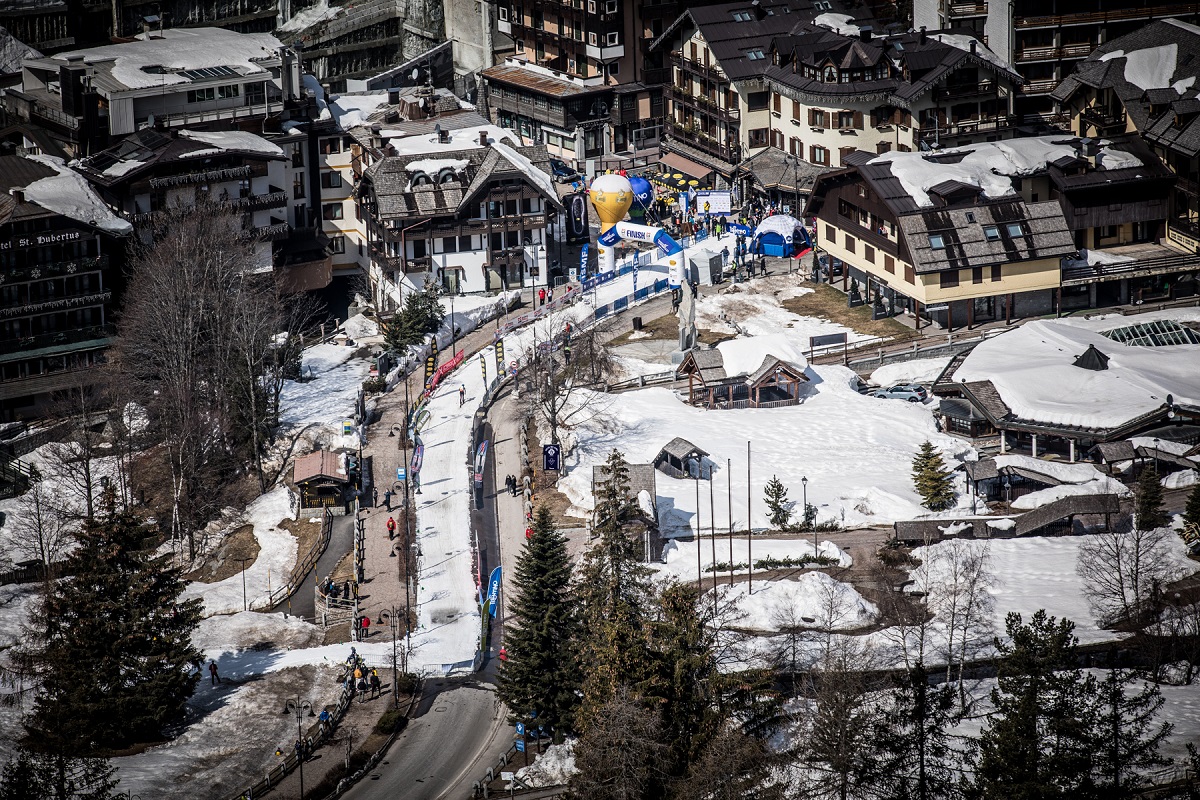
[654,438,710,480]
[293,450,350,513]
[676,349,809,410]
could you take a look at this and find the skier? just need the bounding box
[459,384,466,406]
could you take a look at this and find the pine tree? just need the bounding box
[1180,482,1200,543]
[497,505,580,737]
[576,450,655,728]
[1089,669,1171,794]
[1134,466,1169,532]
[417,278,446,333]
[912,441,956,511]
[973,610,1099,800]
[870,664,960,800]
[763,475,792,528]
[24,509,203,754]
[0,748,117,800]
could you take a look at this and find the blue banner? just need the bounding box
[487,566,502,617]
[579,243,588,281]
[729,223,753,237]
[598,227,621,247]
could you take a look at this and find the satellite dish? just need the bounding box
[411,67,420,82]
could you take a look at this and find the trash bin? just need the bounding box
[633,317,643,331]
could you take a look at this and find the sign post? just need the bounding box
[487,565,502,617]
[542,444,561,471]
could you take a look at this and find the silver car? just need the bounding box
[871,383,929,403]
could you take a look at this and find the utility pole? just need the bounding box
[233,556,251,611]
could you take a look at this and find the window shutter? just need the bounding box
[853,110,864,129]
[793,99,801,120]
[773,93,781,112]
[808,108,817,126]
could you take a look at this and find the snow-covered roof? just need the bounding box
[21,155,132,234]
[952,317,1200,431]
[327,92,390,130]
[929,32,1014,74]
[813,12,859,35]
[278,0,342,33]
[868,136,1082,208]
[715,333,810,378]
[490,139,557,200]
[405,158,468,175]
[47,28,282,92]
[382,123,519,155]
[0,26,40,74]
[178,130,284,157]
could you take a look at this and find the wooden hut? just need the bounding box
[654,438,710,479]
[676,349,808,410]
[293,450,350,513]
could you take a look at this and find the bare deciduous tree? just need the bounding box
[569,686,667,800]
[520,317,613,447]
[11,482,71,574]
[923,538,994,708]
[1078,527,1175,629]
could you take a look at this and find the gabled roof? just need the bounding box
[657,437,709,463]
[1053,18,1200,157]
[293,450,347,484]
[898,200,1076,273]
[676,347,728,384]
[744,354,809,386]
[76,127,284,187]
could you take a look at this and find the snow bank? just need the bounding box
[871,356,951,386]
[181,486,297,616]
[1079,248,1136,266]
[1165,470,1199,489]
[193,610,323,656]
[694,285,871,348]
[514,741,577,788]
[23,155,132,234]
[718,573,877,632]
[657,537,852,582]
[328,92,389,129]
[180,129,284,157]
[279,341,371,430]
[986,517,1016,531]
[1010,476,1129,510]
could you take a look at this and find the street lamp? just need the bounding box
[690,456,703,595]
[784,154,801,216]
[282,697,316,799]
[232,556,252,612]
[376,608,406,709]
[524,236,542,308]
[801,476,812,561]
[1153,437,1161,474]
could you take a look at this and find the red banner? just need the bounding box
[425,349,466,394]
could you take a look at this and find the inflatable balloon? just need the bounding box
[628,175,653,210]
[589,173,633,274]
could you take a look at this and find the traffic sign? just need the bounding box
[543,444,561,471]
[516,722,526,736]
[396,467,406,481]
[515,738,526,753]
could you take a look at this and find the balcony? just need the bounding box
[1020,78,1060,95]
[0,291,112,319]
[149,164,254,190]
[586,42,624,60]
[668,86,740,123]
[0,325,115,358]
[919,115,1018,140]
[232,190,289,212]
[1079,106,1127,133]
[665,120,739,164]
[668,51,727,84]
[936,80,997,100]
[1015,42,1095,62]
[0,367,108,402]
[1015,2,1200,28]
[253,222,292,242]
[0,255,108,284]
[948,1,988,16]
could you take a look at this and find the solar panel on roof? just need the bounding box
[88,153,118,171]
[179,65,239,81]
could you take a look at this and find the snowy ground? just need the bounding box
[694,276,875,349]
[870,356,953,387]
[716,573,877,632]
[556,366,974,530]
[658,537,852,580]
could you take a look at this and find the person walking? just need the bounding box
[343,580,350,600]
[372,486,379,507]
[387,516,397,540]
[459,384,466,406]
[538,287,546,306]
[369,669,381,699]
[209,660,221,686]
[360,615,371,639]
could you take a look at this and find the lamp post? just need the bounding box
[282,697,316,798]
[376,608,405,709]
[1153,437,1161,474]
[524,237,542,308]
[232,557,251,611]
[801,475,812,561]
[784,154,801,216]
[690,456,702,595]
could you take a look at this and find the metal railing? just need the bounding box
[948,0,988,14]
[267,505,333,610]
[0,291,112,319]
[1015,2,1200,27]
[0,324,115,356]
[1060,248,1200,284]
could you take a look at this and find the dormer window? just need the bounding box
[411,171,432,186]
[731,10,752,21]
[824,66,837,82]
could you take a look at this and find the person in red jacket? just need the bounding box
[386,516,396,540]
[538,287,546,306]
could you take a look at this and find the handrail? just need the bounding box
[267,505,333,610]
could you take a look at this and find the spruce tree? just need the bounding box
[418,278,446,333]
[577,450,654,728]
[1183,482,1200,545]
[24,509,203,753]
[973,610,1098,800]
[0,749,116,800]
[912,441,956,511]
[870,664,960,800]
[1134,466,1169,532]
[763,475,792,528]
[497,505,580,737]
[1089,668,1171,794]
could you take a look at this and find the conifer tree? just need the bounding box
[0,749,116,800]
[1134,466,1169,531]
[1183,482,1200,545]
[383,296,423,353]
[577,450,654,728]
[497,505,580,737]
[973,611,1098,800]
[24,508,203,753]
[912,441,956,511]
[870,664,960,800]
[763,476,792,528]
[1089,668,1171,794]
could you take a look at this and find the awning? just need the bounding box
[659,151,715,182]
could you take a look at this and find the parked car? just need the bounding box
[549,159,580,183]
[817,254,844,277]
[871,383,929,402]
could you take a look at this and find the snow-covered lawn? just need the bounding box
[695,279,874,349]
[280,341,371,432]
[716,573,877,632]
[658,537,852,581]
[558,365,974,530]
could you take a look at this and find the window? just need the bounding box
[825,224,836,244]
[748,128,770,147]
[321,171,343,189]
[747,91,769,111]
[606,31,619,45]
[808,109,828,128]
[983,225,1000,242]
[929,233,946,249]
[972,267,983,284]
[884,254,895,273]
[991,264,1002,281]
[731,10,752,20]
[838,110,855,128]
[965,211,976,223]
[216,84,240,100]
[792,100,801,120]
[605,0,617,11]
[746,49,766,60]
[789,136,802,155]
[608,61,619,77]
[940,270,960,288]
[498,5,508,20]
[1006,222,1024,237]
[329,235,346,254]
[246,82,265,105]
[441,236,458,253]
[845,234,856,254]
[839,146,856,166]
[322,202,343,220]
[460,235,474,251]
[773,93,781,113]
[293,173,305,199]
[187,87,215,103]
[810,145,828,164]
[321,138,343,155]
[863,244,875,263]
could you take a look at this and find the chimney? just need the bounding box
[479,130,489,146]
[860,28,871,42]
[969,39,977,54]
[919,26,927,45]
[436,124,449,144]
[9,189,24,204]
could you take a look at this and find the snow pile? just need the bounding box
[869,137,1081,208]
[405,158,469,175]
[813,12,860,34]
[938,521,972,536]
[719,573,877,632]
[180,129,284,157]
[1077,248,1136,266]
[658,537,852,581]
[342,312,380,340]
[102,158,146,178]
[384,124,519,154]
[514,741,577,788]
[694,284,872,347]
[1100,43,1178,91]
[193,610,323,657]
[57,28,282,90]
[302,72,330,121]
[871,356,952,386]
[180,486,297,616]
[1010,475,1129,510]
[328,92,389,129]
[952,318,1200,430]
[278,0,343,32]
[715,333,809,377]
[279,341,371,432]
[1096,142,1143,170]
[1165,470,1198,489]
[986,517,1016,530]
[23,155,133,234]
